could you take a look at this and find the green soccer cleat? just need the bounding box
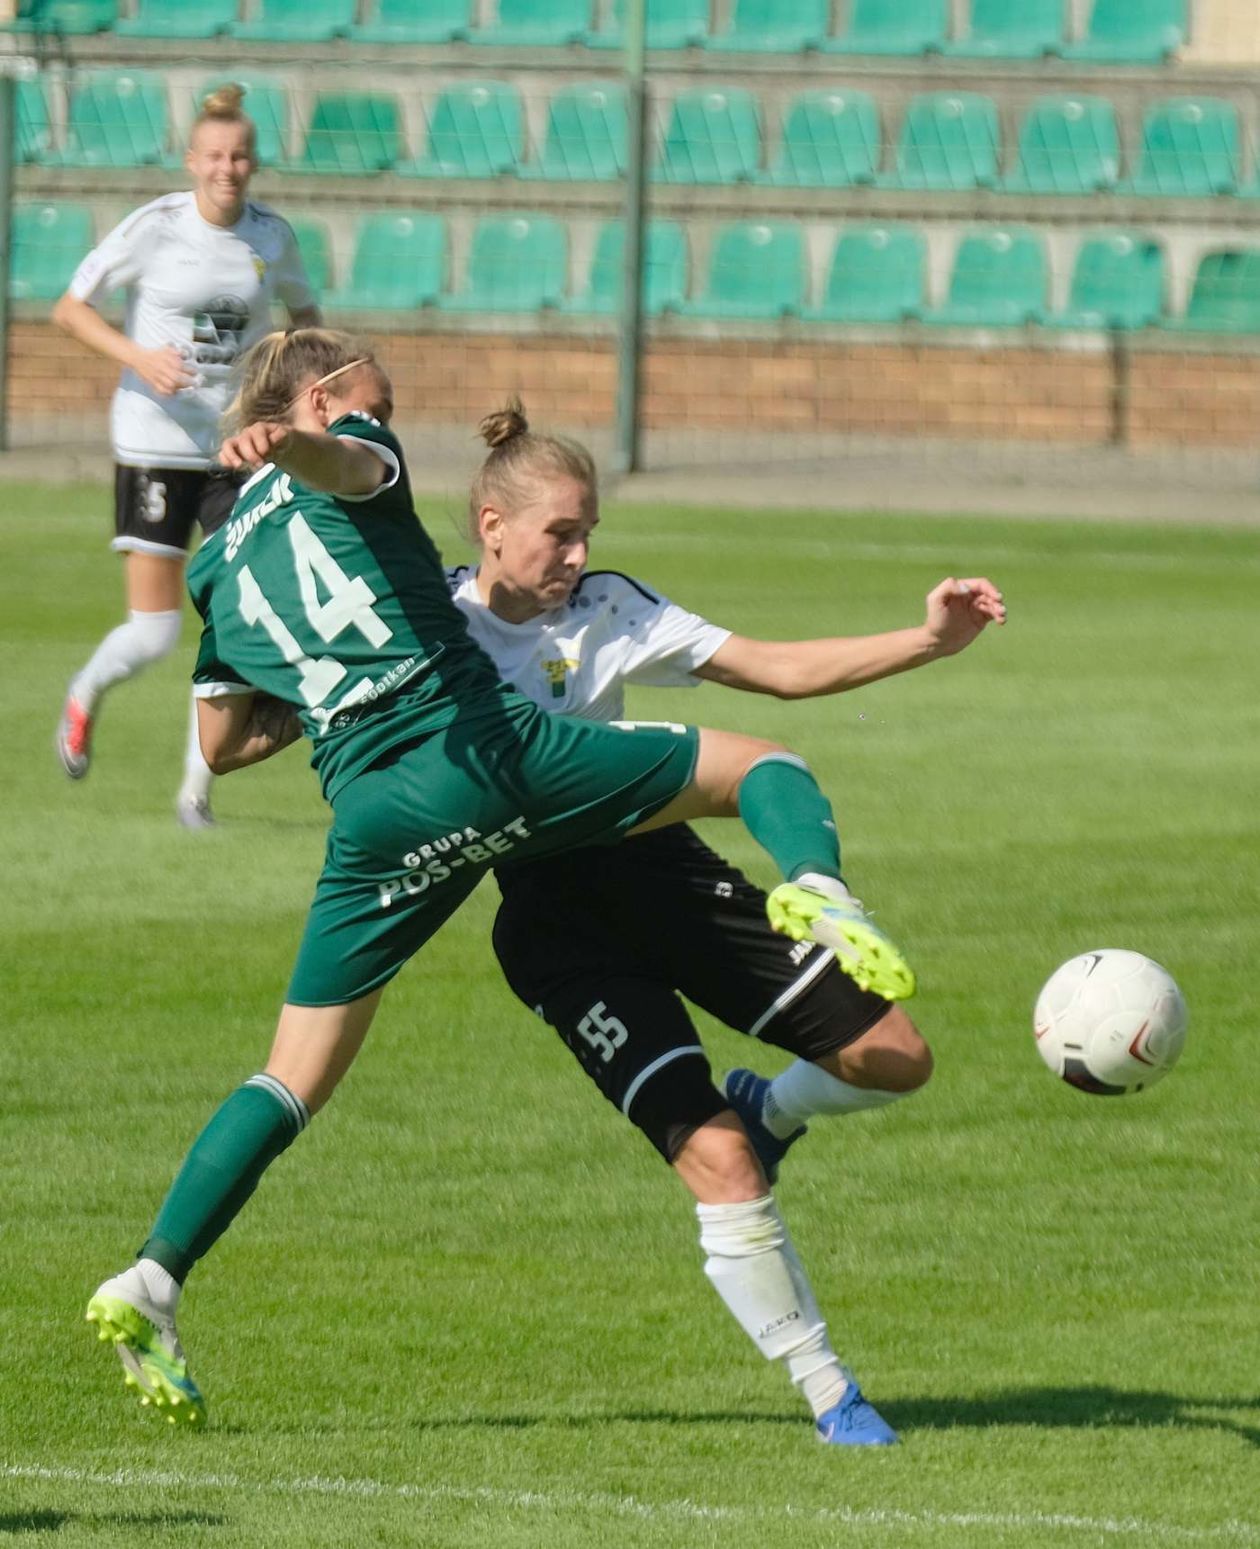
[767,882,916,1002]
[86,1270,205,1427]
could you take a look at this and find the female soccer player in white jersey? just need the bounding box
[86,330,928,1446]
[445,403,1005,1447]
[52,84,321,827]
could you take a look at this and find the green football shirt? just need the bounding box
[189,413,506,799]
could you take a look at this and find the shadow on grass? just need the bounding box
[385,1387,1260,1444]
[881,1386,1260,1446]
[0,1510,228,1534]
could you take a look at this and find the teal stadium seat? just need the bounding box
[118,0,237,38]
[587,0,709,50]
[565,220,687,314]
[922,228,1046,327]
[57,69,168,167]
[10,202,92,300]
[472,0,590,46]
[679,221,804,319]
[399,83,522,179]
[199,77,290,167]
[16,78,51,163]
[943,0,1061,58]
[297,93,403,176]
[805,224,925,322]
[1003,95,1120,194]
[656,87,761,184]
[1168,250,1260,333]
[706,0,828,53]
[440,215,568,312]
[762,90,880,187]
[326,213,447,309]
[824,0,946,55]
[287,217,332,297]
[1045,233,1163,330]
[1060,0,1184,62]
[1124,98,1239,197]
[350,0,469,42]
[231,0,353,41]
[9,1,116,33]
[878,92,999,191]
[526,83,626,181]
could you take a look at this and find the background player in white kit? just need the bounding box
[450,402,1005,1444]
[52,84,320,827]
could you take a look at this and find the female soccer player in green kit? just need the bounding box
[84,329,949,1443]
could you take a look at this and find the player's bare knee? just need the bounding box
[673,1112,769,1203]
[837,1006,934,1093]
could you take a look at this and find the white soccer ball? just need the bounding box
[1033,949,1187,1096]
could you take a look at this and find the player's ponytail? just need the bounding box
[468,398,597,541]
[227,328,377,430]
[191,81,257,159]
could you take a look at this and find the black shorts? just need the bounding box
[112,464,242,559]
[492,824,892,1161]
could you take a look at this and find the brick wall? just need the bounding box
[10,319,1260,451]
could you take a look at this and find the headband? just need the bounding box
[285,357,372,411]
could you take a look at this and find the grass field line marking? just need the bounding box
[5,1462,1257,1542]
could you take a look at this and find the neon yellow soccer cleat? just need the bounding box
[767,882,917,1002]
[86,1271,206,1427]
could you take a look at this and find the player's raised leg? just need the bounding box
[635,729,916,1001]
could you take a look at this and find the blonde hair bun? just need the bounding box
[477,398,530,450]
[200,83,247,120]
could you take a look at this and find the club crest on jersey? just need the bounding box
[542,657,578,700]
[252,254,266,281]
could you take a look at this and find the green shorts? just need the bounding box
[287,693,699,1006]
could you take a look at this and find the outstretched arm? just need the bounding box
[694,577,1006,700]
[218,421,388,497]
[197,691,303,775]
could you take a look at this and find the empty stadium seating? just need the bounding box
[117,0,237,38]
[287,216,333,296]
[588,0,709,50]
[1003,95,1121,195]
[16,77,51,164]
[1169,249,1260,332]
[806,224,926,322]
[761,90,880,188]
[878,92,999,191]
[524,83,627,181]
[326,212,447,308]
[824,0,947,56]
[231,0,354,42]
[705,0,829,54]
[655,87,761,183]
[55,69,168,168]
[1045,232,1164,329]
[1124,98,1241,197]
[943,0,1061,59]
[440,215,568,312]
[295,92,404,176]
[472,0,589,47]
[398,82,523,179]
[679,220,804,318]
[1060,0,1185,63]
[9,0,116,33]
[349,0,469,43]
[10,201,92,300]
[922,228,1046,326]
[564,220,688,314]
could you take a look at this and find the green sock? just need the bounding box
[737,753,842,883]
[140,1075,310,1284]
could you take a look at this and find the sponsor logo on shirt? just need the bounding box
[377,817,535,908]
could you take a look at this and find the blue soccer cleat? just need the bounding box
[722,1068,806,1184]
[816,1384,899,1447]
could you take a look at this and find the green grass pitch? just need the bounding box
[2,483,1258,1547]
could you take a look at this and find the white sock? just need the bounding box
[763,1060,907,1139]
[135,1257,181,1318]
[71,609,182,715]
[697,1194,849,1419]
[179,687,214,803]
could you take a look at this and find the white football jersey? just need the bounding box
[447,566,731,722]
[69,191,315,470]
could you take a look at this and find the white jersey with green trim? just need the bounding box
[446,566,731,722]
[69,191,314,470]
